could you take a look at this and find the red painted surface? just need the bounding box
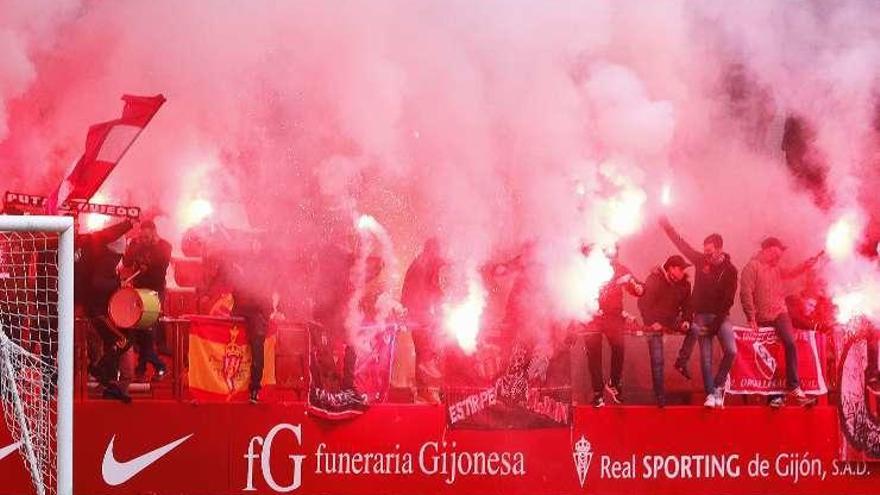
[1,402,878,494]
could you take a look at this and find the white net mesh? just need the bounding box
[0,230,60,495]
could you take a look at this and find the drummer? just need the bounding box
[122,219,172,380]
[637,255,693,408]
[74,217,136,402]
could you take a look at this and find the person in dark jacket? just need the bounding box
[226,238,275,404]
[75,218,135,402]
[308,241,370,417]
[400,238,446,389]
[584,245,644,407]
[122,220,171,380]
[637,255,693,407]
[200,232,280,404]
[659,216,738,408]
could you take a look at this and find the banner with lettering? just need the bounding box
[306,321,398,420]
[727,326,827,395]
[836,324,880,462]
[445,344,571,429]
[4,402,879,495]
[3,191,141,218]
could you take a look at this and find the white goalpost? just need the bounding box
[0,215,73,495]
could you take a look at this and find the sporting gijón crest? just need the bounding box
[573,435,593,488]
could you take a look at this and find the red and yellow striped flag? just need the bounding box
[186,315,276,401]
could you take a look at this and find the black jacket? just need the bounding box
[661,222,738,317]
[74,220,133,316]
[638,266,692,328]
[123,237,172,294]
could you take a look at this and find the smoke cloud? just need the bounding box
[3,0,880,342]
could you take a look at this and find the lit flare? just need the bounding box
[181,198,213,228]
[825,213,859,261]
[443,276,487,355]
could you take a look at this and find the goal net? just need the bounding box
[0,216,73,495]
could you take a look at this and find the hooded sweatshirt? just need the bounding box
[638,265,692,329]
[74,219,133,316]
[740,255,787,323]
[660,221,738,317]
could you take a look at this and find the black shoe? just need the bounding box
[152,367,167,382]
[656,396,667,408]
[591,395,605,408]
[604,383,622,404]
[674,362,691,380]
[249,389,259,404]
[102,385,132,404]
[769,396,784,408]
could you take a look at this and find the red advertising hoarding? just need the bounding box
[2,402,877,495]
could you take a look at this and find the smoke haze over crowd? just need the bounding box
[3,0,880,340]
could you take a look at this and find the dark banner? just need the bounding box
[3,191,141,219]
[445,344,572,429]
[837,326,880,462]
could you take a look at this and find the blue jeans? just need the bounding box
[689,313,737,394]
[647,334,665,401]
[761,313,799,390]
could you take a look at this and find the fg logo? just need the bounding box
[244,424,307,493]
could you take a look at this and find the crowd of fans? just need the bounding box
[74,214,879,410]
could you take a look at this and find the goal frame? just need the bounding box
[0,215,74,495]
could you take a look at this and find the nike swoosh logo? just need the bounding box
[0,442,21,462]
[102,433,193,486]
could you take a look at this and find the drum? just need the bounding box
[109,288,161,329]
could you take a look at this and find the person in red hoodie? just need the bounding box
[584,245,644,407]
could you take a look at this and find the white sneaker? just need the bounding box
[713,388,725,409]
[703,394,717,408]
[788,387,817,407]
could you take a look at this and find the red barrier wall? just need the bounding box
[1,402,878,494]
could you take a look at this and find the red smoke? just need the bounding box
[3,1,880,344]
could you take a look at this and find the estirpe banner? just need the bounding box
[727,327,827,395]
[2,403,878,495]
[445,345,571,429]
